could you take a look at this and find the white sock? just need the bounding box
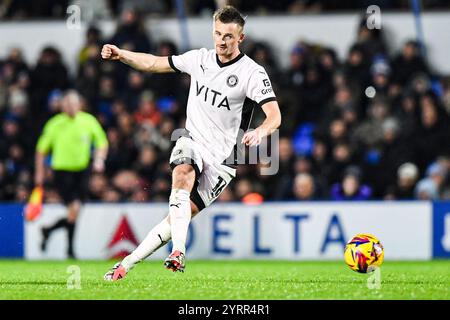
[121,216,171,271]
[169,188,191,254]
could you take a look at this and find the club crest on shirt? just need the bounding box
[226,75,238,87]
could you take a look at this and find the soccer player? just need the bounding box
[102,6,281,280]
[35,90,108,259]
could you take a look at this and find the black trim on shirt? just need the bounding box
[258,97,277,108]
[216,52,245,68]
[222,97,256,167]
[168,56,181,73]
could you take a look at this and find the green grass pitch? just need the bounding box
[0,260,448,299]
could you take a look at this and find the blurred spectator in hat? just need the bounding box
[415,162,447,200]
[384,162,419,200]
[426,162,447,192]
[370,55,391,96]
[8,87,28,120]
[415,178,438,200]
[330,165,372,200]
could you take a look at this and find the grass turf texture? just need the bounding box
[0,260,448,300]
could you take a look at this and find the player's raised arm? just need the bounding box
[101,44,174,73]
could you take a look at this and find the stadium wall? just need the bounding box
[0,12,450,74]
[1,202,450,260]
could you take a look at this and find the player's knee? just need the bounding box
[172,164,195,190]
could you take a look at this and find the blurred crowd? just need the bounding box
[1,7,450,204]
[2,0,450,20]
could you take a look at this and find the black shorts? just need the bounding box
[53,170,89,205]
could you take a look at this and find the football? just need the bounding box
[344,233,384,273]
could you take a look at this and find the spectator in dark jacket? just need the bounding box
[392,40,429,86]
[30,47,69,125]
[330,166,372,200]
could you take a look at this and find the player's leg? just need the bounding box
[165,161,236,272]
[124,200,200,270]
[65,170,88,259]
[163,163,196,272]
[162,136,203,272]
[104,136,203,279]
[41,170,74,254]
[66,199,81,259]
[104,201,200,281]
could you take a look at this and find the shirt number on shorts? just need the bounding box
[211,176,227,199]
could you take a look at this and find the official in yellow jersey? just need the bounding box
[34,90,108,259]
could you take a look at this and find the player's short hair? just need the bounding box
[213,6,245,29]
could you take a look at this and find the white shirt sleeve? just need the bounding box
[246,67,277,106]
[169,49,200,75]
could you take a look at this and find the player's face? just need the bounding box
[213,20,244,58]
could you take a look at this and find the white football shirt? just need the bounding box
[169,48,277,165]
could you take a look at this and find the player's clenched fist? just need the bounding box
[242,129,263,147]
[101,44,121,60]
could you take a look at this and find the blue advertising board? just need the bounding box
[0,204,24,258]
